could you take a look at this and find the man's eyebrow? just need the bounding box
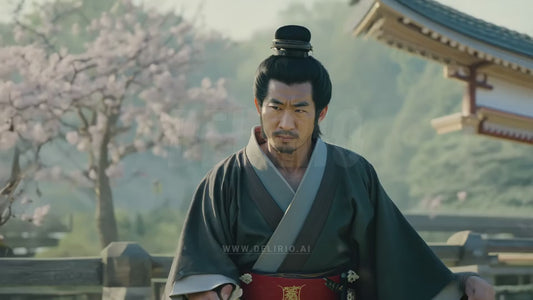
[267,98,284,105]
[266,99,310,107]
[293,101,310,108]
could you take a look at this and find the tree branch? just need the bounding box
[14,19,58,53]
[12,0,26,17]
[77,107,89,129]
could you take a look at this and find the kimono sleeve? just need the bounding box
[164,165,239,298]
[364,162,455,299]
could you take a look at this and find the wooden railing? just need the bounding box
[0,242,173,300]
[405,213,533,237]
[1,214,72,257]
[1,231,533,299]
[432,231,533,266]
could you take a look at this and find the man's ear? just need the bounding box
[318,106,328,122]
[254,98,261,114]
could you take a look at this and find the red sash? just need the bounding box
[241,273,340,300]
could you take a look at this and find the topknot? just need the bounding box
[271,25,312,57]
[275,25,311,43]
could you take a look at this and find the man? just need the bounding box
[165,25,495,300]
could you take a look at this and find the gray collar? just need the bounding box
[244,126,327,211]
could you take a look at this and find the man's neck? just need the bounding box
[261,141,312,171]
[259,139,314,191]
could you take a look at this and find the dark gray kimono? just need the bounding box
[166,134,454,299]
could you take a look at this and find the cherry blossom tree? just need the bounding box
[0,0,235,247]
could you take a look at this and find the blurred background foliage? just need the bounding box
[0,0,531,256]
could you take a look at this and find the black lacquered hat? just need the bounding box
[271,25,313,57]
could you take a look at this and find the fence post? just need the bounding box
[447,231,497,265]
[101,242,152,300]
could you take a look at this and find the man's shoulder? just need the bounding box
[324,142,371,170]
[213,148,246,168]
[323,142,380,189]
[204,148,247,179]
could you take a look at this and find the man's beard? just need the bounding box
[275,145,296,154]
[259,117,299,154]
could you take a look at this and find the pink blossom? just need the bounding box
[457,191,467,202]
[0,132,18,150]
[105,163,124,178]
[66,131,79,145]
[0,0,236,227]
[32,204,51,226]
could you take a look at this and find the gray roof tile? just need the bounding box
[396,0,533,58]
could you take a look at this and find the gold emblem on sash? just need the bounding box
[279,285,305,300]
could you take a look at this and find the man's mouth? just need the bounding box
[273,131,298,139]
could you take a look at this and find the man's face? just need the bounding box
[255,80,326,154]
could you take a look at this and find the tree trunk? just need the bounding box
[95,168,118,249]
[95,113,119,249]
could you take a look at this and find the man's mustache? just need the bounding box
[273,130,298,138]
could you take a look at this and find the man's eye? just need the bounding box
[270,106,281,110]
[295,109,305,113]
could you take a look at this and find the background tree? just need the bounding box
[0,148,23,226]
[0,0,234,247]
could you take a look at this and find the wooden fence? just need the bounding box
[1,231,533,299]
[1,214,72,257]
[405,213,533,237]
[0,242,173,300]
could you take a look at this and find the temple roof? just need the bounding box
[351,0,533,144]
[396,0,533,58]
[352,0,533,75]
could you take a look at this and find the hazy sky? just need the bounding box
[144,0,533,40]
[1,0,532,40]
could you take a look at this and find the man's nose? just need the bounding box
[279,111,295,130]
